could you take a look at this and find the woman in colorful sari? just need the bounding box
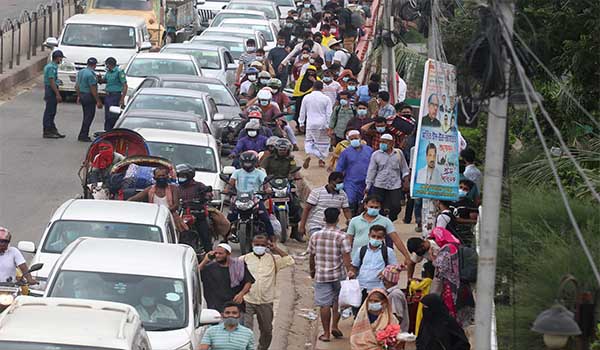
[351,289,402,350]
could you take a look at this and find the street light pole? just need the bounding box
[474,1,515,349]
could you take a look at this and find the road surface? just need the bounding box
[1,0,51,22]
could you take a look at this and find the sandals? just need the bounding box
[318,334,330,342]
[331,330,344,339]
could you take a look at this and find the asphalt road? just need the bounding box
[0,80,102,246]
[1,0,51,22]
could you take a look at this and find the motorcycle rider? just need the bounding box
[230,119,268,168]
[261,139,303,241]
[225,151,275,242]
[0,227,37,285]
[254,88,281,123]
[176,164,213,254]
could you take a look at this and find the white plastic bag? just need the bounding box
[338,279,362,308]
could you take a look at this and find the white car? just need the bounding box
[225,0,282,30]
[0,296,152,350]
[44,14,152,95]
[17,199,178,291]
[124,52,203,93]
[44,238,222,350]
[209,9,268,27]
[136,128,231,206]
[218,18,279,51]
[190,35,248,62]
[198,28,268,52]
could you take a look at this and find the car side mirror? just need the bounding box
[197,0,206,4]
[227,63,237,70]
[200,309,221,325]
[44,37,59,48]
[213,113,225,121]
[29,263,44,273]
[17,241,36,253]
[109,106,123,114]
[222,166,235,175]
[140,41,152,51]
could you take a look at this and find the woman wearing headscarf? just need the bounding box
[416,294,470,350]
[293,65,320,130]
[350,288,401,350]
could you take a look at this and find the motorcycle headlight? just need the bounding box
[0,293,14,306]
[235,200,254,211]
[274,188,288,197]
[58,61,76,72]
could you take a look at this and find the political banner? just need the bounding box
[410,59,460,201]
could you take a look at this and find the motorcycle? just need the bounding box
[0,263,44,313]
[179,186,214,259]
[268,167,302,243]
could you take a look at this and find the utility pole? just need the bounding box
[381,0,396,98]
[474,1,515,349]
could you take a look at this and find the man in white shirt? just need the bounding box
[299,81,333,168]
[460,148,482,190]
[0,227,37,285]
[278,32,325,69]
[321,69,343,105]
[328,39,350,68]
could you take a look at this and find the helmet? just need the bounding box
[257,89,273,101]
[245,119,261,130]
[275,138,292,155]
[266,136,280,148]
[247,110,263,119]
[0,227,10,241]
[239,151,258,171]
[258,71,271,79]
[250,61,263,69]
[245,67,259,75]
[268,78,282,89]
[176,163,194,182]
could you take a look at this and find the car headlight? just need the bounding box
[0,293,14,306]
[176,342,193,350]
[58,61,76,72]
[235,200,254,211]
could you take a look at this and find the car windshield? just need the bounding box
[129,94,207,118]
[221,23,273,41]
[147,142,217,173]
[161,81,237,106]
[275,0,295,5]
[120,117,199,132]
[42,221,162,254]
[62,24,136,49]
[127,58,197,77]
[212,13,264,26]
[49,271,187,331]
[227,3,276,18]
[192,39,245,59]
[0,342,117,350]
[93,0,154,10]
[162,48,221,69]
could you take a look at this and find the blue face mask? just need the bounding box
[339,99,348,106]
[350,139,361,148]
[379,143,388,152]
[366,207,379,217]
[335,183,344,191]
[323,76,332,83]
[342,76,349,82]
[459,189,468,197]
[357,109,368,116]
[376,126,386,133]
[347,85,356,92]
[369,238,382,248]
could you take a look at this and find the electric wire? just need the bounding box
[501,22,600,288]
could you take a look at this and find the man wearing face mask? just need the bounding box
[345,77,359,103]
[236,39,258,83]
[365,133,410,225]
[241,236,294,350]
[200,302,255,350]
[230,120,268,162]
[328,91,356,144]
[267,36,290,87]
[251,88,281,123]
[299,0,316,22]
[129,167,181,215]
[346,101,372,132]
[279,31,325,71]
[361,116,390,150]
[321,69,343,105]
[239,67,259,98]
[351,225,398,304]
[335,130,372,215]
[135,288,177,323]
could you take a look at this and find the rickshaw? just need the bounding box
[78,129,149,199]
[109,155,176,200]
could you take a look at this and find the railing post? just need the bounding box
[0,28,4,74]
[16,20,21,66]
[26,12,32,60]
[48,4,53,39]
[9,20,15,70]
[41,4,47,52]
[33,12,38,57]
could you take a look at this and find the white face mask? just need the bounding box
[247,130,258,137]
[253,246,267,255]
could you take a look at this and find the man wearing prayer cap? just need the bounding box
[335,130,373,214]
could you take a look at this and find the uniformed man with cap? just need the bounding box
[42,50,66,139]
[75,57,103,142]
[98,57,127,131]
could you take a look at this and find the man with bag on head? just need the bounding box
[241,235,294,350]
[309,208,355,342]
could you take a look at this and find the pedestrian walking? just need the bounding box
[75,57,103,142]
[328,90,356,144]
[42,50,66,139]
[365,134,410,222]
[299,81,333,169]
[241,236,295,350]
[415,294,470,350]
[376,91,396,119]
[200,301,255,350]
[350,289,401,350]
[99,57,127,132]
[199,243,255,312]
[298,171,352,238]
[335,130,372,214]
[308,208,355,342]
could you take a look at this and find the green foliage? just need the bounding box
[496,186,600,349]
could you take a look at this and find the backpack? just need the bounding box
[457,245,478,283]
[350,9,365,28]
[358,245,389,267]
[343,50,362,75]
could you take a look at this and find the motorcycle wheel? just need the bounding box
[278,211,289,243]
[238,222,253,255]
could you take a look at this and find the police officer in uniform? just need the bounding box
[261,138,304,241]
[42,50,66,139]
[75,57,103,142]
[99,57,128,131]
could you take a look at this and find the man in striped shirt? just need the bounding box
[200,302,254,350]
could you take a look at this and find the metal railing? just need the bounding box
[0,0,80,75]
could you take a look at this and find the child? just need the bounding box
[408,261,434,335]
